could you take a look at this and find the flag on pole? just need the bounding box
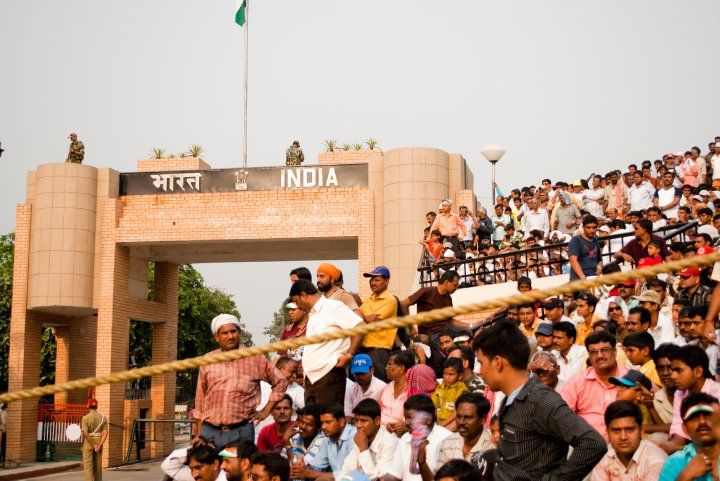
[235,0,246,26]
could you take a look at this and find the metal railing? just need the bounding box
[123,418,194,465]
[418,221,699,288]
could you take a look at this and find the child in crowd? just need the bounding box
[489,415,500,446]
[432,358,468,431]
[421,229,443,263]
[609,370,655,429]
[623,332,661,388]
[638,239,664,268]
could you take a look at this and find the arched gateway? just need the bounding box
[7,147,477,466]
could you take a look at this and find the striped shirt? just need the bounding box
[195,352,288,426]
[495,376,606,481]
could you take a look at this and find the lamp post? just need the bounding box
[481,145,506,206]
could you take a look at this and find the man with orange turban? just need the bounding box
[317,263,362,317]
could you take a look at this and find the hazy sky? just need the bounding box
[2,1,719,344]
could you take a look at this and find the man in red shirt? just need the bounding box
[257,395,294,453]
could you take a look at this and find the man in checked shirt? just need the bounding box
[193,313,288,449]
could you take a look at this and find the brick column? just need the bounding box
[149,262,178,458]
[94,198,131,467]
[7,204,41,463]
[54,318,98,405]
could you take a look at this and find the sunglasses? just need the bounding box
[531,369,553,377]
[608,306,622,312]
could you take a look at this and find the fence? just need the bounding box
[418,221,698,288]
[124,418,194,465]
[36,403,87,461]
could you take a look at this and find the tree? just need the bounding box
[264,304,290,343]
[0,233,14,392]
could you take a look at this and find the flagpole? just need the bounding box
[242,0,249,168]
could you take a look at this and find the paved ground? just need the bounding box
[23,459,164,480]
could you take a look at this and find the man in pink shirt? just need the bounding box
[561,330,628,440]
[660,344,720,454]
[430,199,467,256]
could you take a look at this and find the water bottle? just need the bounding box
[409,411,431,474]
[289,447,304,481]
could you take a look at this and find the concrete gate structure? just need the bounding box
[7,147,478,466]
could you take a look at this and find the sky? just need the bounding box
[1,0,719,344]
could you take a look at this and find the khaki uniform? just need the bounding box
[285,145,304,166]
[81,410,106,481]
[67,140,85,163]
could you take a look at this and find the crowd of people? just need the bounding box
[420,137,720,287]
[151,137,720,481]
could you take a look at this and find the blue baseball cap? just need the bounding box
[350,354,373,375]
[609,370,652,391]
[363,266,390,278]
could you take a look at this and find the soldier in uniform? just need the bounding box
[66,133,85,164]
[81,399,107,481]
[285,140,304,166]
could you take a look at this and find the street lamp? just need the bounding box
[481,145,506,205]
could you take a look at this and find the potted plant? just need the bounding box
[186,145,204,158]
[365,138,378,150]
[150,148,166,159]
[323,140,338,152]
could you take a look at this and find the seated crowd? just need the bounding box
[160,137,720,481]
[421,137,720,287]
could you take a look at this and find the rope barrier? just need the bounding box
[2,253,719,404]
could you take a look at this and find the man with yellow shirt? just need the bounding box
[358,266,398,382]
[573,293,599,346]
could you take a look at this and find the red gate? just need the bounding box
[37,404,87,461]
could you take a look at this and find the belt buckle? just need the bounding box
[221,425,230,432]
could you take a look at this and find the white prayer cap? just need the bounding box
[211,313,242,335]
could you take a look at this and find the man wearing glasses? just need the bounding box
[561,331,629,441]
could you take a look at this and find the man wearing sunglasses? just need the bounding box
[561,331,628,441]
[528,351,562,392]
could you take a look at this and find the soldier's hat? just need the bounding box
[68,132,77,138]
[292,140,299,146]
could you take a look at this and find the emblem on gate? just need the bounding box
[235,170,249,191]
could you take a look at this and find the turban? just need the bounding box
[211,313,242,335]
[407,364,438,397]
[317,263,341,282]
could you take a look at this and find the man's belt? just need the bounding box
[205,420,249,432]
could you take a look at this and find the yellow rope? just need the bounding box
[2,253,718,404]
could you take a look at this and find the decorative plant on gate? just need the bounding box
[186,145,204,158]
[323,140,338,152]
[341,144,351,151]
[365,138,378,150]
[352,143,363,151]
[151,148,166,159]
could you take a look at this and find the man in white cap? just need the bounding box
[193,313,288,449]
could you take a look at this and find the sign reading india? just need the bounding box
[119,164,368,195]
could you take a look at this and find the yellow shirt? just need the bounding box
[360,290,398,349]
[639,359,662,388]
[432,381,468,424]
[575,315,599,346]
[519,319,540,339]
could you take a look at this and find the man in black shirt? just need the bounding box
[472,320,606,481]
[401,271,460,338]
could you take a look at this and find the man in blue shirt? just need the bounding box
[568,214,602,281]
[659,392,720,481]
[291,403,356,480]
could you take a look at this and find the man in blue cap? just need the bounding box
[345,354,387,422]
[358,266,398,382]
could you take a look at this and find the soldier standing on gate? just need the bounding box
[66,133,85,164]
[81,399,107,481]
[285,140,304,166]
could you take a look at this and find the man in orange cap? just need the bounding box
[317,263,362,317]
[81,399,107,480]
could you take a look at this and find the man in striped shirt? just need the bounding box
[473,320,606,481]
[194,314,288,449]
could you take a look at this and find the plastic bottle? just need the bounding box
[289,447,305,481]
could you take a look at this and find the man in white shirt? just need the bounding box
[653,171,681,220]
[345,354,387,420]
[289,280,365,406]
[711,143,720,184]
[521,198,550,235]
[626,172,655,212]
[551,321,588,383]
[341,399,398,479]
[381,395,452,481]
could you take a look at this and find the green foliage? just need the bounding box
[0,233,14,392]
[352,143,363,151]
[151,148,166,159]
[365,138,378,150]
[341,144,351,151]
[186,145,204,158]
[264,304,289,343]
[323,140,337,152]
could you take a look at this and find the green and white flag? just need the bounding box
[235,0,246,26]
